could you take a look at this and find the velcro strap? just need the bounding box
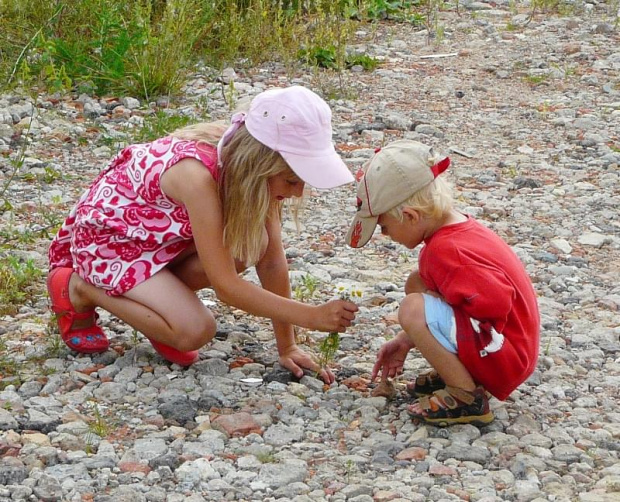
[443,386,476,405]
[417,396,432,411]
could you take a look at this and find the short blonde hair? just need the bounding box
[388,175,453,221]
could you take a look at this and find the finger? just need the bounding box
[343,311,356,321]
[323,367,335,384]
[283,358,304,379]
[371,360,382,382]
[344,302,359,312]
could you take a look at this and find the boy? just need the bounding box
[346,140,540,426]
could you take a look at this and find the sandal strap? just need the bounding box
[415,369,440,386]
[417,386,476,412]
[52,308,96,322]
[445,386,477,404]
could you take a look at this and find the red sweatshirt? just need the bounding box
[419,216,540,400]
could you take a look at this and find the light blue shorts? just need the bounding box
[422,293,458,354]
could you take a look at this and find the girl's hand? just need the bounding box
[279,345,335,384]
[371,331,415,382]
[311,300,358,332]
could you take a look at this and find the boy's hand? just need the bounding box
[311,300,358,332]
[279,345,336,384]
[371,331,415,382]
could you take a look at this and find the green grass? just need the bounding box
[133,111,194,143]
[0,256,44,315]
[0,0,420,99]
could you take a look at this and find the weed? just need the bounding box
[256,452,277,463]
[22,165,62,184]
[317,332,341,371]
[294,274,321,302]
[45,318,66,358]
[0,116,32,209]
[524,74,549,86]
[0,339,19,380]
[87,401,110,438]
[316,285,362,372]
[346,54,379,71]
[133,111,193,143]
[0,255,44,315]
[344,458,357,483]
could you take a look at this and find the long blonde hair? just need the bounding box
[171,121,294,265]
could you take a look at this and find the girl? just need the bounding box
[47,86,358,382]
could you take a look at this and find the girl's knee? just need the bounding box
[175,312,217,351]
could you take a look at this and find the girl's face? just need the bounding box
[268,171,305,201]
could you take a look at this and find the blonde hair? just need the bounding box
[171,121,298,265]
[388,175,453,221]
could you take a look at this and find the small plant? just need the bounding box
[256,452,277,463]
[133,111,193,143]
[344,458,357,484]
[316,285,362,372]
[225,79,237,111]
[0,339,19,381]
[300,45,338,69]
[346,53,379,71]
[45,318,66,358]
[294,274,320,302]
[87,401,110,438]
[524,74,549,86]
[0,256,44,315]
[544,336,552,356]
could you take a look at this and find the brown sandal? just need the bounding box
[408,385,494,427]
[406,369,446,397]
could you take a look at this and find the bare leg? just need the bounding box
[72,269,215,351]
[66,234,267,351]
[398,293,476,394]
[404,269,426,295]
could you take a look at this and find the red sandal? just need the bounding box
[47,267,109,353]
[148,339,199,366]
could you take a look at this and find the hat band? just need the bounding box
[217,112,246,167]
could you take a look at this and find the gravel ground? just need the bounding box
[0,1,619,501]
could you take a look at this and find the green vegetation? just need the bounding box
[0,0,429,100]
[134,111,194,143]
[0,256,44,315]
[293,274,320,302]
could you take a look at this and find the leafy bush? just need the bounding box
[0,0,416,98]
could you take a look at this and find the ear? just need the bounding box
[401,207,421,224]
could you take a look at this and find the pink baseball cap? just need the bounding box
[244,86,354,189]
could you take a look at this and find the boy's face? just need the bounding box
[377,211,426,250]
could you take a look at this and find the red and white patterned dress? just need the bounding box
[49,137,219,296]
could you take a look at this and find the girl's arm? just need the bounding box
[255,210,335,382]
[161,159,357,333]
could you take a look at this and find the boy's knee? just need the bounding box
[398,293,426,333]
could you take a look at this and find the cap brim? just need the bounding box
[346,213,378,248]
[281,150,354,189]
